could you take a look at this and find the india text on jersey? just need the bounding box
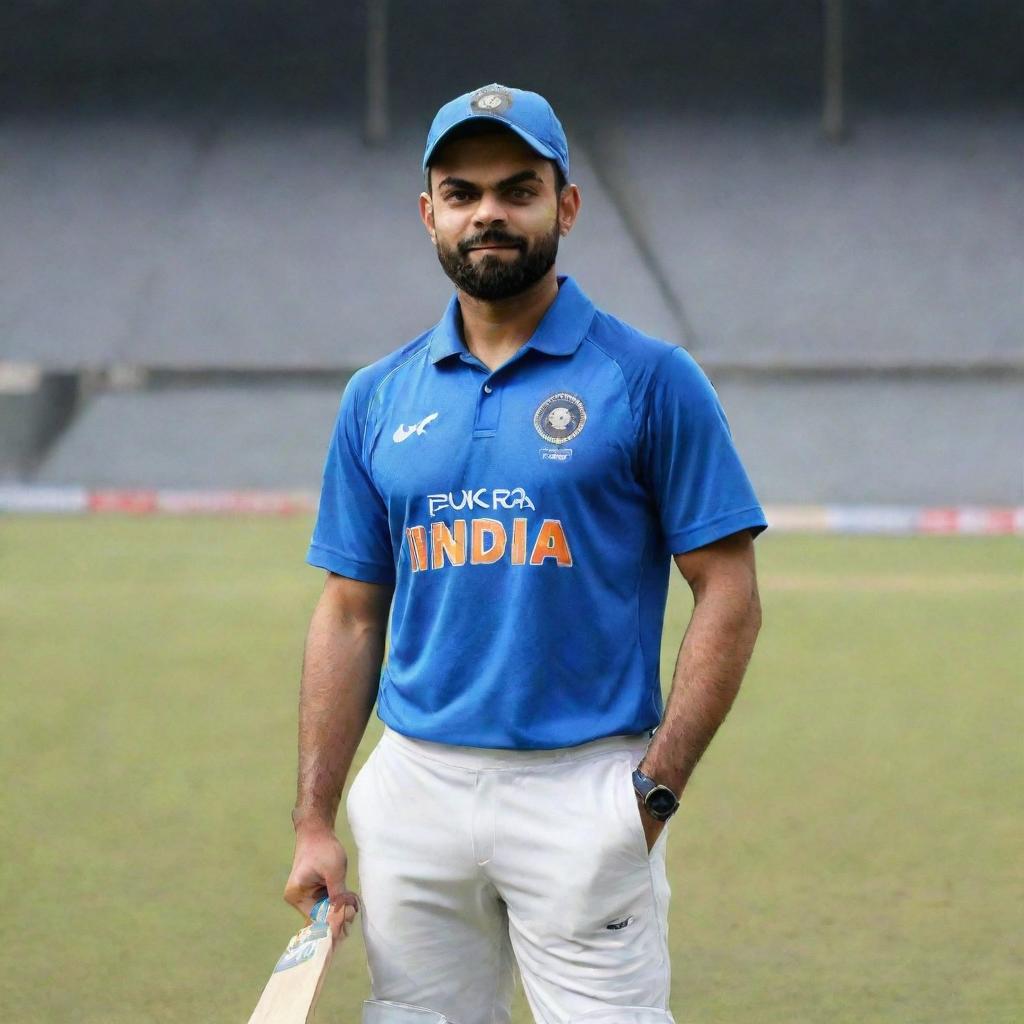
[405,517,573,570]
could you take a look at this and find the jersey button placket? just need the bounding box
[473,377,501,437]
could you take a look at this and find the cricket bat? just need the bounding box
[247,897,348,1023]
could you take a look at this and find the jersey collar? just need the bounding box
[428,275,596,365]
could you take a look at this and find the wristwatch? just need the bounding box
[632,767,680,822]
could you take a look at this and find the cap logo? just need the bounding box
[470,86,513,116]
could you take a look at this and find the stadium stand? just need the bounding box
[595,112,1024,367]
[719,374,1023,505]
[2,1,1020,505]
[0,116,677,370]
[29,374,1022,504]
[9,109,1022,502]
[32,386,345,488]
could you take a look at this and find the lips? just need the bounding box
[460,235,525,255]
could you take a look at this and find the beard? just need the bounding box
[435,220,560,301]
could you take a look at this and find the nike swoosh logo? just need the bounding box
[393,412,438,443]
[605,916,634,931]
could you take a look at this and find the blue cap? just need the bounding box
[423,84,569,180]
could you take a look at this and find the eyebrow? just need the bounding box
[437,169,545,192]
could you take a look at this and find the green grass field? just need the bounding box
[1,519,1021,1024]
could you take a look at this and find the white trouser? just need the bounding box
[346,727,675,1024]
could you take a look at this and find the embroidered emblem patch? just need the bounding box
[470,85,514,116]
[534,392,586,445]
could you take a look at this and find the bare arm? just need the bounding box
[284,571,393,928]
[638,530,762,846]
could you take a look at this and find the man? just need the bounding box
[285,84,766,1024]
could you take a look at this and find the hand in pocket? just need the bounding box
[635,795,666,853]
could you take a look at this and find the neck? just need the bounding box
[457,269,560,371]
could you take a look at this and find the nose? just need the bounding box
[472,190,508,228]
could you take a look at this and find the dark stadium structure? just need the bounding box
[1,1,1021,503]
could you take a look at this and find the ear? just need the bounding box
[557,184,582,237]
[419,192,436,244]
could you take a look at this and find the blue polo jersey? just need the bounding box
[308,276,766,749]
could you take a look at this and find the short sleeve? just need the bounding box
[307,371,396,583]
[642,347,767,554]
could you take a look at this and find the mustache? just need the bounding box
[457,229,527,256]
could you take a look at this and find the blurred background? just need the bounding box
[1,0,1021,508]
[1,4,1022,1024]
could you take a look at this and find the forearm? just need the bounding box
[291,597,387,834]
[642,579,762,796]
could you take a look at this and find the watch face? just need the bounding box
[647,787,678,817]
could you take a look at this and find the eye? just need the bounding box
[445,190,474,203]
[508,187,535,199]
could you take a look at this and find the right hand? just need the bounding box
[284,826,360,941]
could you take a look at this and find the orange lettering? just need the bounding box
[471,518,507,564]
[406,525,428,572]
[511,517,528,565]
[529,519,573,567]
[431,519,467,569]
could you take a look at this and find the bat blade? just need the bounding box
[247,898,339,1024]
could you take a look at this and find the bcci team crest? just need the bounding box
[470,85,513,116]
[534,392,586,445]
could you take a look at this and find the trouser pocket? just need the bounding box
[616,753,662,861]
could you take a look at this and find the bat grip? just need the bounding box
[309,896,331,924]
